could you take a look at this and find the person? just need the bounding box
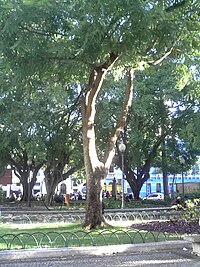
[77,192,82,200]
[125,195,130,202]
[106,191,110,199]
[102,200,105,215]
[171,196,182,211]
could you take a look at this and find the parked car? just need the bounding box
[143,193,164,200]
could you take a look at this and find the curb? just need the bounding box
[0,240,191,261]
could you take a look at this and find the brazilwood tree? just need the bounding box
[0,0,198,228]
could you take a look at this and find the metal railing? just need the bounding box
[0,228,184,250]
[0,208,199,250]
[0,207,186,224]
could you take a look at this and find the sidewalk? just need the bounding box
[1,240,200,267]
[0,240,192,260]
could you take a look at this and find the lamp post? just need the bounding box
[119,142,126,209]
[179,157,185,195]
[27,160,32,207]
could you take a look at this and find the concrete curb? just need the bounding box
[0,240,191,261]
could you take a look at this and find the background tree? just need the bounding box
[98,59,199,199]
[129,60,199,198]
[0,74,83,202]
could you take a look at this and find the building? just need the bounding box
[1,162,200,199]
[104,164,200,198]
[0,168,12,198]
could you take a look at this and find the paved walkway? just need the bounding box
[1,250,199,267]
[0,241,199,267]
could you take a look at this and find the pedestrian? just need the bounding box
[102,200,105,215]
[171,196,182,210]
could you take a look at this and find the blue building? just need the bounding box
[104,163,200,198]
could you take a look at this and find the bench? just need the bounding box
[184,235,200,256]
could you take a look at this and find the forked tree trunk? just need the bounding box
[81,66,108,229]
[126,173,143,200]
[81,54,134,229]
[12,158,43,202]
[125,166,149,200]
[123,130,167,200]
[45,176,57,205]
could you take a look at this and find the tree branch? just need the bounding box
[104,69,134,168]
[20,25,50,37]
[165,0,186,12]
[148,46,174,66]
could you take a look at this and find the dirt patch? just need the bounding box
[132,220,200,234]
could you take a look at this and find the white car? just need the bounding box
[143,193,164,200]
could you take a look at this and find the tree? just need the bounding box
[0,73,83,202]
[116,65,172,199]
[0,0,199,228]
[108,60,199,199]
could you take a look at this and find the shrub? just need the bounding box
[183,198,200,220]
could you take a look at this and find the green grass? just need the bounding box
[0,221,82,235]
[0,221,182,250]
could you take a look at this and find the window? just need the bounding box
[147,183,151,195]
[168,183,173,193]
[156,183,161,193]
[109,165,114,173]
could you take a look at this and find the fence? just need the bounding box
[0,207,185,224]
[0,228,184,250]
[0,207,199,251]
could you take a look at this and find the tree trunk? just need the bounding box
[81,54,134,229]
[21,174,29,201]
[19,171,33,202]
[81,80,107,228]
[44,161,77,206]
[120,126,167,200]
[11,156,44,202]
[126,172,143,200]
[125,163,150,200]
[83,166,105,229]
[163,170,169,197]
[44,171,59,205]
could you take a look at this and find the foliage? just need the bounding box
[110,60,199,198]
[183,198,200,220]
[104,198,122,209]
[0,69,83,201]
[104,198,170,209]
[0,0,199,228]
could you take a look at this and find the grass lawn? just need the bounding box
[0,221,181,250]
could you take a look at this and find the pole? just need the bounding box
[179,157,185,196]
[182,164,184,195]
[27,160,32,207]
[121,152,125,209]
[27,166,31,207]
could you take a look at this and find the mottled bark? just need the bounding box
[81,54,134,229]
